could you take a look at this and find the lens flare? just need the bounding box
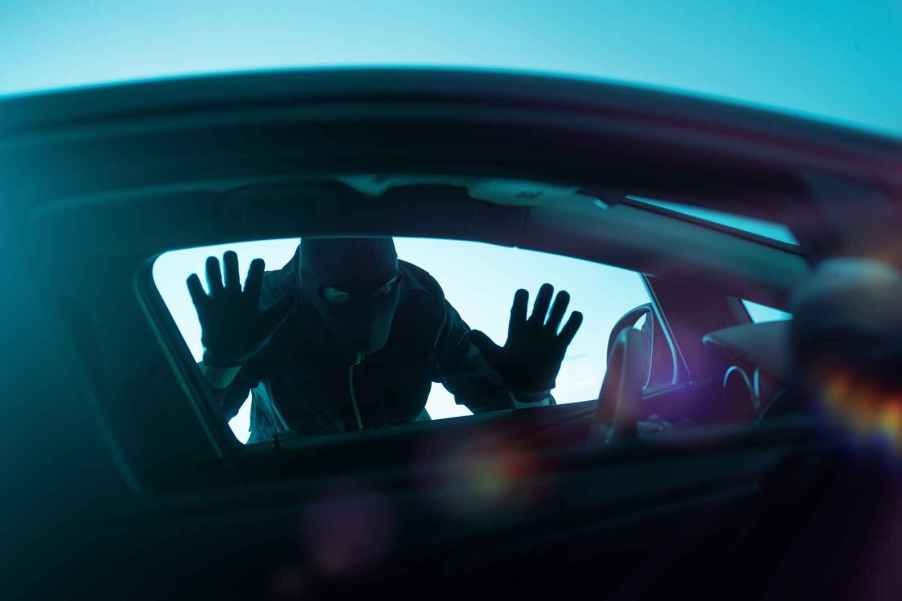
[301,482,395,577]
[819,369,902,450]
[419,432,546,518]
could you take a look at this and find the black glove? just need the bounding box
[186,251,293,367]
[470,283,583,395]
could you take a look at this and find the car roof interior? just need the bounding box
[35,175,809,297]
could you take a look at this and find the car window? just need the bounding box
[153,237,650,443]
[743,300,792,323]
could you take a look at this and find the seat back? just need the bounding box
[597,327,650,442]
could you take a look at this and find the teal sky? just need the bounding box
[2,1,901,136]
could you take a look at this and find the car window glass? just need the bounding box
[743,300,792,323]
[153,238,650,443]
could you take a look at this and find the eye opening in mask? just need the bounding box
[322,287,351,304]
[321,274,400,304]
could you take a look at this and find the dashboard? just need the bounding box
[702,321,794,421]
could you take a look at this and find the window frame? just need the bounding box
[620,195,804,254]
[143,236,670,447]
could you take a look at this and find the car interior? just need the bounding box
[25,173,824,596]
[5,70,902,600]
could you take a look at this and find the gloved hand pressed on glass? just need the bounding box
[470,283,583,395]
[186,251,293,367]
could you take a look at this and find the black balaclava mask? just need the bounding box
[298,237,401,357]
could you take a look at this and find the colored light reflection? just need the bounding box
[820,369,902,450]
[301,483,395,578]
[420,432,546,518]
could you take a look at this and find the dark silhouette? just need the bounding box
[187,238,582,442]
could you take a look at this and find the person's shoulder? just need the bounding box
[394,260,451,336]
[399,260,445,302]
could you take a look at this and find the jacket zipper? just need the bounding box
[348,353,364,431]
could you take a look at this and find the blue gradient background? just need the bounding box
[2,1,900,136]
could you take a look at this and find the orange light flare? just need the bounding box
[818,369,902,450]
[418,431,550,518]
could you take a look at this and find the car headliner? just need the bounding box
[6,67,874,300]
[3,68,901,202]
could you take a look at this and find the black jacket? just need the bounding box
[209,248,521,442]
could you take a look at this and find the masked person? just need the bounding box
[187,238,583,443]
